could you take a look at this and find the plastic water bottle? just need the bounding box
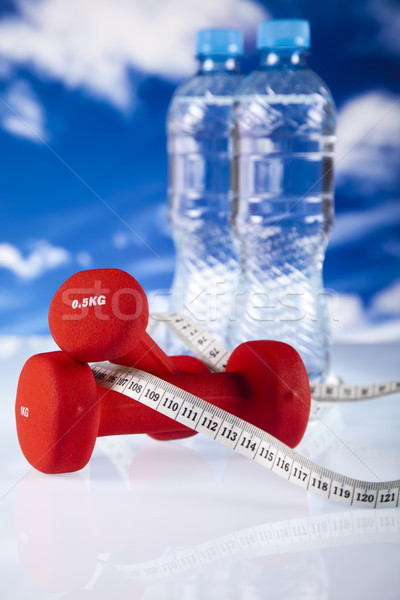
[167,29,243,352]
[228,20,336,381]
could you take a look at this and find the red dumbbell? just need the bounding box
[48,267,212,441]
[16,338,310,474]
[16,352,197,473]
[48,268,181,376]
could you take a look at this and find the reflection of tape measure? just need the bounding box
[92,351,399,508]
[111,508,400,584]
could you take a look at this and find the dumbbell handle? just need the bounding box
[96,340,312,450]
[97,371,243,437]
[114,333,179,376]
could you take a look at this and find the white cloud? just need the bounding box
[76,251,93,267]
[370,279,400,317]
[0,0,267,110]
[0,335,22,359]
[1,80,48,142]
[0,289,26,310]
[0,335,56,358]
[131,255,176,279]
[367,0,400,56]
[383,239,400,258]
[330,201,400,247]
[113,231,130,250]
[336,91,400,193]
[112,203,173,252]
[332,290,400,344]
[0,240,70,279]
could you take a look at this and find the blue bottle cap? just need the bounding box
[257,19,311,50]
[196,29,244,57]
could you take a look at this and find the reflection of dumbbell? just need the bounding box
[15,438,309,596]
[16,335,310,473]
[15,442,215,595]
[16,473,98,594]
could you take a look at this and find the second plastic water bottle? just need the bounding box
[167,29,243,352]
[229,20,336,381]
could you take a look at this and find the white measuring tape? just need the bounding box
[92,354,400,509]
[149,312,400,404]
[92,311,400,509]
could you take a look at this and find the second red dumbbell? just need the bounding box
[16,338,310,474]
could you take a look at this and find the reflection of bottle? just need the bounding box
[229,19,336,381]
[167,29,243,352]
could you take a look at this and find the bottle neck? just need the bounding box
[197,55,241,74]
[258,49,307,69]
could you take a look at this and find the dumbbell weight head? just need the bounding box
[48,268,181,380]
[15,352,195,474]
[48,268,149,364]
[161,340,311,448]
[16,352,100,474]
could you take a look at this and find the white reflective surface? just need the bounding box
[1,339,399,599]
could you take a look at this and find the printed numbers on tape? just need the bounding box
[92,363,400,509]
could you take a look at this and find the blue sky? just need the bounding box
[0,0,399,341]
